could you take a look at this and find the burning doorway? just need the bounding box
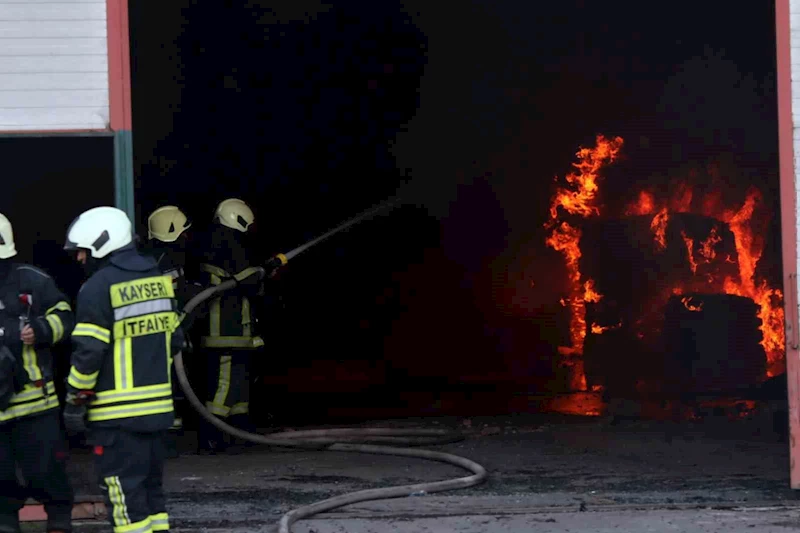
[544,135,785,420]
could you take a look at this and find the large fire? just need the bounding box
[545,135,785,391]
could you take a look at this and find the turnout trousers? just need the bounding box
[165,367,183,458]
[0,410,74,533]
[170,365,184,431]
[198,351,254,450]
[205,352,250,419]
[89,429,169,533]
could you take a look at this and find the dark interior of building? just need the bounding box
[0,0,786,437]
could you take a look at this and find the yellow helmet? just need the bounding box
[213,198,254,233]
[0,213,17,259]
[148,206,192,243]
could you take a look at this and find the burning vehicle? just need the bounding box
[545,135,785,422]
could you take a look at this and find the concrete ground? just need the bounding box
[27,411,800,532]
[289,508,800,533]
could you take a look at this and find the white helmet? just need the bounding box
[0,213,17,260]
[64,206,133,259]
[213,198,254,233]
[148,205,192,242]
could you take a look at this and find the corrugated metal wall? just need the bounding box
[0,0,109,132]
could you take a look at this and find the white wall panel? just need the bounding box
[0,55,107,73]
[0,21,106,39]
[0,108,110,129]
[0,90,108,108]
[0,0,109,132]
[2,73,109,90]
[0,38,107,57]
[0,3,106,21]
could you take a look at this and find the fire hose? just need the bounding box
[172,199,488,533]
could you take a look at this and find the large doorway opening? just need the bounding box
[126,1,786,429]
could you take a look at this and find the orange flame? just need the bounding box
[583,280,603,303]
[699,227,721,261]
[711,189,784,376]
[625,182,785,377]
[626,190,656,216]
[545,135,624,390]
[550,135,785,387]
[650,208,669,252]
[591,321,622,334]
[681,296,703,312]
[548,135,623,220]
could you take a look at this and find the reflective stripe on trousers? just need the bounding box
[104,476,156,533]
[150,512,169,531]
[206,355,250,418]
[230,402,249,416]
[95,429,168,533]
[207,356,232,417]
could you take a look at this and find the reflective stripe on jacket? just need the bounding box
[143,244,205,330]
[0,264,74,424]
[198,263,264,350]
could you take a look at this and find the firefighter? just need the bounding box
[143,205,203,458]
[0,213,75,533]
[62,206,186,533]
[196,198,268,454]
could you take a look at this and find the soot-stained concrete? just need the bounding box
[60,412,797,532]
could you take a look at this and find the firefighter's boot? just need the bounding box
[228,414,259,449]
[197,419,226,455]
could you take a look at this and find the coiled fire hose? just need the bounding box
[171,201,488,533]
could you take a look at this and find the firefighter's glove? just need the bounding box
[63,403,87,434]
[233,267,266,292]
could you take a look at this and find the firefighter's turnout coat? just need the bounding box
[66,246,186,433]
[196,225,266,352]
[0,262,74,423]
[143,243,205,329]
[193,225,264,421]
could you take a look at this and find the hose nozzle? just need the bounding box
[265,253,289,273]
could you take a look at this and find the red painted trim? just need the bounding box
[775,0,800,489]
[106,0,133,132]
[19,505,47,522]
[20,502,106,522]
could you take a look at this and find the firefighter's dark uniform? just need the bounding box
[196,226,264,451]
[143,244,204,454]
[66,246,185,533]
[0,262,75,533]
